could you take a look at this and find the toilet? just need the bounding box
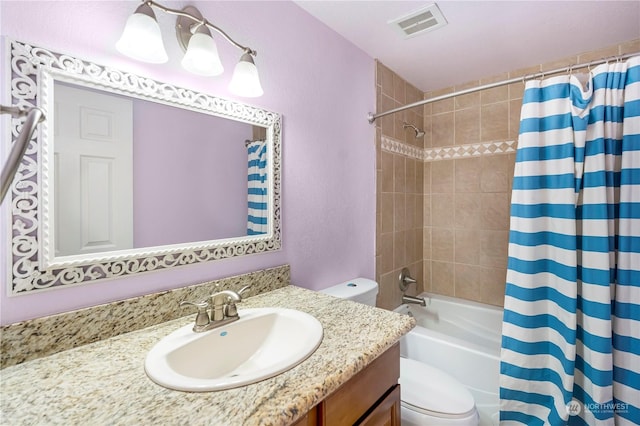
[321,278,479,426]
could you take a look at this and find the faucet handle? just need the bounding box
[399,267,417,291]
[224,297,243,318]
[238,284,252,296]
[180,300,210,327]
[224,285,251,318]
[210,290,242,321]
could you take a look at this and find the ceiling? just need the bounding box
[294,1,640,93]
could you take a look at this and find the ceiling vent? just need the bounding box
[389,3,447,39]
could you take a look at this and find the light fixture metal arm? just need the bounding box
[144,0,257,56]
[203,21,256,56]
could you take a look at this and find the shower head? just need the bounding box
[403,122,425,139]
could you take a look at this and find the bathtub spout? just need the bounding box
[402,294,427,306]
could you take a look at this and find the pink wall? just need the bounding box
[0,1,376,324]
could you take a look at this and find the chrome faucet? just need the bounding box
[180,285,251,332]
[210,290,242,321]
[398,267,428,306]
[179,300,210,330]
[399,268,417,292]
[402,294,427,307]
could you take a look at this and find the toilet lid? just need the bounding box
[399,357,475,416]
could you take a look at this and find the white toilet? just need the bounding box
[321,278,479,426]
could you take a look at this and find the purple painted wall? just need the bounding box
[0,1,376,325]
[133,100,250,245]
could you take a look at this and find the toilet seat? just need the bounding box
[399,357,476,418]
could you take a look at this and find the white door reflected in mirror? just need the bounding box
[54,83,133,257]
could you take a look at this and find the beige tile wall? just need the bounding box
[422,69,520,306]
[376,39,640,309]
[422,39,640,307]
[375,62,425,310]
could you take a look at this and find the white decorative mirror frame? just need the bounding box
[4,39,281,294]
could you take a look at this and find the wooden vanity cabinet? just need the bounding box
[356,384,401,426]
[292,343,401,426]
[292,406,318,426]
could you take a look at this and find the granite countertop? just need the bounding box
[0,286,415,426]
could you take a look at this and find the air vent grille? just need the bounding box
[389,3,447,39]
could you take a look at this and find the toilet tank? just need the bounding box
[320,278,379,307]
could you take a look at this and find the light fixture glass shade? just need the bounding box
[229,53,264,98]
[181,26,224,76]
[116,4,168,64]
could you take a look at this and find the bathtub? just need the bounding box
[394,293,503,426]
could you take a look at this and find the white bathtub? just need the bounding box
[394,293,503,426]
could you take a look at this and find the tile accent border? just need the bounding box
[0,265,291,369]
[424,140,517,162]
[381,136,425,161]
[381,135,517,162]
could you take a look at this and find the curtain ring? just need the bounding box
[522,73,536,84]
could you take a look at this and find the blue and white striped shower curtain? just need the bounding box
[247,140,268,235]
[500,56,640,425]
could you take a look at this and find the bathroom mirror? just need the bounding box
[4,39,281,294]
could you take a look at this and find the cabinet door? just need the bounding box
[322,343,400,425]
[358,385,401,426]
[292,405,318,426]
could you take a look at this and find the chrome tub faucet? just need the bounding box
[402,294,427,307]
[399,268,428,306]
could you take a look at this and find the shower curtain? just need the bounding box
[500,56,639,425]
[247,140,268,235]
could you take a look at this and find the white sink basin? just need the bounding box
[144,307,323,392]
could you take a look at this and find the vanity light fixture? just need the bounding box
[180,24,224,76]
[116,1,263,97]
[116,3,168,64]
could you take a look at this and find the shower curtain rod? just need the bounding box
[1,105,45,203]
[367,51,640,124]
